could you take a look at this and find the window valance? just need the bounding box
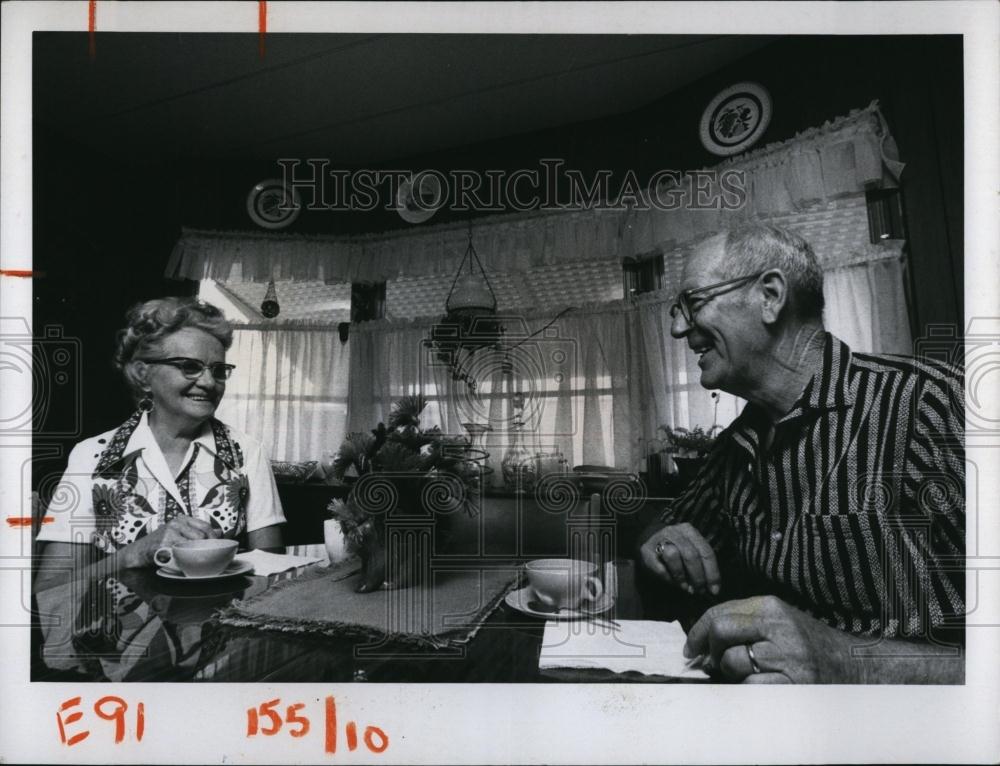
[167,102,900,285]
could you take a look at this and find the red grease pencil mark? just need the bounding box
[56,696,145,746]
[56,696,89,746]
[7,516,53,527]
[246,697,388,753]
[88,0,97,59]
[324,695,337,753]
[365,726,389,753]
[0,269,42,278]
[258,1,267,59]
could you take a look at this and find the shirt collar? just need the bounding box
[124,411,218,457]
[789,332,855,417]
[728,333,855,456]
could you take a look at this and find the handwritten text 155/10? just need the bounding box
[247,696,389,755]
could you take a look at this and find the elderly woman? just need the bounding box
[37,297,285,569]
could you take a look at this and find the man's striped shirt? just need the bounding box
[664,334,965,640]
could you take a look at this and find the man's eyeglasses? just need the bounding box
[669,272,765,324]
[139,357,236,381]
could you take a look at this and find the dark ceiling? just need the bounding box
[34,33,772,165]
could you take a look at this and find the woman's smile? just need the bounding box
[143,327,227,426]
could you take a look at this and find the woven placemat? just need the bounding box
[216,559,519,649]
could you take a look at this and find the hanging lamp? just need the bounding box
[425,226,504,392]
[445,227,497,316]
[261,278,280,318]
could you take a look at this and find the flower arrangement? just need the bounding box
[326,395,481,591]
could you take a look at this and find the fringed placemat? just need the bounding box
[216,560,518,649]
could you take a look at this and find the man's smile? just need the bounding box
[689,340,715,365]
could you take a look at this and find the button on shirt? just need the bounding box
[662,335,965,640]
[39,412,286,550]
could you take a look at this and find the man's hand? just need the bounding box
[639,522,721,596]
[119,516,221,568]
[683,595,858,684]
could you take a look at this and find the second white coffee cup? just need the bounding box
[525,558,604,610]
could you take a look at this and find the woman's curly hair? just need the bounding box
[114,297,233,398]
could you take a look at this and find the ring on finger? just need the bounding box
[745,643,762,674]
[655,540,668,555]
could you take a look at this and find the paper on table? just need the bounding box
[235,549,324,576]
[538,619,709,679]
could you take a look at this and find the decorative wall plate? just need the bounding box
[246,179,302,229]
[699,82,772,157]
[396,173,443,224]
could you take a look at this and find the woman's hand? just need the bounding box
[119,516,220,568]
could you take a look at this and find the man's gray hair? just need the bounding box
[722,223,825,319]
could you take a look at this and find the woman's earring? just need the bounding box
[139,391,154,413]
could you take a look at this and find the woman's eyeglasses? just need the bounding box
[669,272,765,324]
[139,357,236,381]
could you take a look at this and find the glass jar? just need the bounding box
[534,451,567,479]
[501,423,536,493]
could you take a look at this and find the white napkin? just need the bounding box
[538,619,709,679]
[234,549,324,576]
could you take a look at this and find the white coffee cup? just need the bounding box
[525,558,604,610]
[154,539,238,577]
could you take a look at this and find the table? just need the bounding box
[32,491,707,683]
[31,557,702,684]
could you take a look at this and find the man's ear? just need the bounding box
[759,269,788,325]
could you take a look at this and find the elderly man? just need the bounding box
[639,223,964,683]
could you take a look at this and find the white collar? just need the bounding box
[123,412,219,508]
[124,411,218,459]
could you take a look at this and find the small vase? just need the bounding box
[351,481,457,593]
[351,519,387,593]
[501,424,536,493]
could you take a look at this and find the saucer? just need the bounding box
[504,586,615,620]
[156,559,254,581]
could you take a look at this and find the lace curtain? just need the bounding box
[215,323,350,462]
[344,241,912,475]
[204,242,909,486]
[345,318,452,434]
[210,245,910,481]
[345,307,647,481]
[823,251,912,355]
